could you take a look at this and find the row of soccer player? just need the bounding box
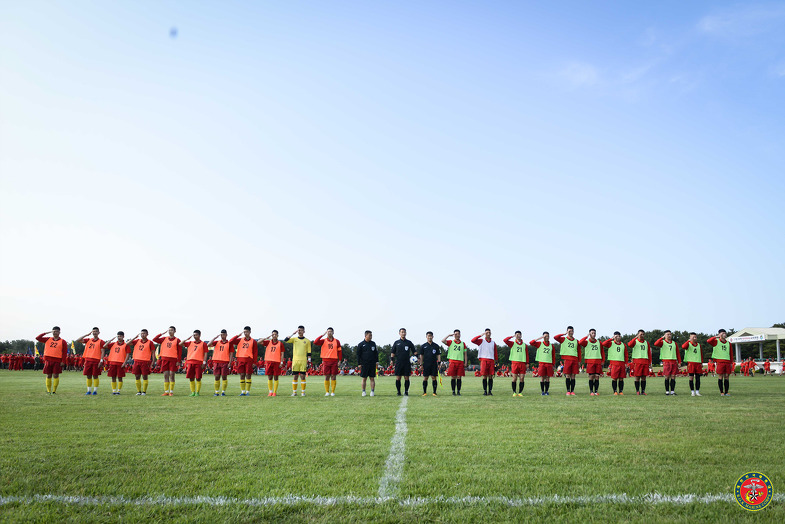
[33,325,737,397]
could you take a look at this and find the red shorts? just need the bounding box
[447,360,465,377]
[185,361,203,379]
[160,357,178,373]
[715,360,732,375]
[662,360,679,376]
[585,360,603,375]
[537,363,554,377]
[42,359,62,375]
[562,359,579,375]
[212,361,230,377]
[479,358,495,376]
[633,360,650,378]
[609,362,626,379]
[132,361,151,376]
[265,361,282,376]
[237,357,254,375]
[322,358,338,376]
[83,358,101,376]
[687,362,704,374]
[107,363,125,378]
[511,361,527,374]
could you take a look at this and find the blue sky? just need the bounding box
[1,1,783,343]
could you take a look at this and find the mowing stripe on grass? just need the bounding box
[378,395,408,500]
[2,493,783,507]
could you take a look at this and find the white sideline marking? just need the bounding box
[1,493,783,507]
[378,395,408,499]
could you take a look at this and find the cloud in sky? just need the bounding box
[559,62,600,87]
[697,3,785,37]
[771,61,785,77]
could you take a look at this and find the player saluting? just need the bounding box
[36,326,68,394]
[555,326,581,396]
[182,330,209,397]
[104,331,131,395]
[579,329,604,396]
[530,332,556,396]
[391,328,416,396]
[357,330,378,396]
[442,330,468,396]
[235,326,258,396]
[284,326,311,396]
[681,332,703,396]
[314,327,342,396]
[503,331,528,396]
[471,328,498,396]
[418,331,441,396]
[602,332,629,395]
[77,327,104,395]
[628,330,652,395]
[654,330,681,395]
[208,329,238,396]
[128,329,156,395]
[153,326,182,396]
[707,329,733,396]
[260,330,286,397]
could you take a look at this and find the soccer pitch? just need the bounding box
[1,371,784,522]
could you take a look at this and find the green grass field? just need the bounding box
[1,371,784,522]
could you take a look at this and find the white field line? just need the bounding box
[377,395,408,499]
[1,493,783,507]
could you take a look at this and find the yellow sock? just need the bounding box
[292,379,298,391]
[196,380,201,393]
[170,381,174,392]
[301,379,306,392]
[135,379,142,393]
[325,379,330,393]
[190,381,195,393]
[118,381,123,390]
[94,377,99,388]
[268,378,274,392]
[164,381,170,392]
[143,379,148,393]
[331,379,337,393]
[111,381,117,390]
[222,379,228,392]
[53,378,59,392]
[274,379,279,394]
[86,377,93,389]
[246,378,251,391]
[240,379,246,392]
[46,378,52,392]
[215,380,221,393]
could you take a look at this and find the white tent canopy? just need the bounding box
[728,327,785,362]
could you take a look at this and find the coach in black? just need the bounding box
[357,330,378,397]
[418,331,441,396]
[391,328,416,396]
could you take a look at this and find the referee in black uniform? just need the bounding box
[391,328,415,396]
[418,331,442,396]
[357,330,378,397]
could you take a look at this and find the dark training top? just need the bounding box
[356,340,378,365]
[391,339,416,364]
[418,342,442,365]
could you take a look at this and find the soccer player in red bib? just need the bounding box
[707,329,733,396]
[654,330,681,395]
[530,332,556,395]
[235,326,258,396]
[627,330,652,395]
[471,329,498,396]
[128,329,156,395]
[602,332,629,395]
[442,330,468,396]
[208,329,238,396]
[314,327,342,396]
[36,326,67,394]
[503,331,528,396]
[554,326,581,396]
[77,327,105,395]
[153,326,182,396]
[104,331,131,395]
[182,330,209,396]
[260,330,286,396]
[579,329,604,396]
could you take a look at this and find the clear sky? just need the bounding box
[1,1,783,343]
